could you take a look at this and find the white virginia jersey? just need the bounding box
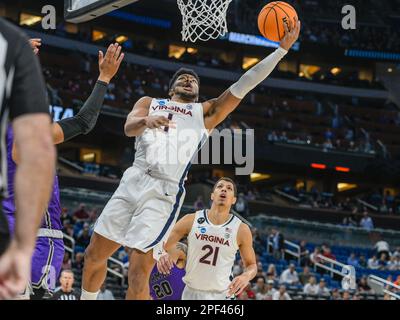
[183,209,242,293]
[134,98,208,183]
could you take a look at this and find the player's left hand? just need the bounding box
[98,43,125,84]
[0,241,32,300]
[157,253,175,275]
[228,274,250,297]
[29,38,41,55]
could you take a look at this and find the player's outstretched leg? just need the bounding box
[126,249,156,300]
[81,232,120,300]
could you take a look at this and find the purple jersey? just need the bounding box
[150,265,186,300]
[2,125,62,233]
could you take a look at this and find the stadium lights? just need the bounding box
[243,57,260,70]
[311,163,326,170]
[337,183,357,192]
[388,68,393,73]
[19,13,42,26]
[331,67,341,75]
[250,173,271,182]
[115,35,128,43]
[310,163,351,172]
[186,47,198,54]
[92,30,107,41]
[335,167,350,172]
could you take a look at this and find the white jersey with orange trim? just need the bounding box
[183,209,242,294]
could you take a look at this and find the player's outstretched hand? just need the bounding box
[0,241,31,300]
[157,253,175,275]
[98,43,125,84]
[279,19,301,51]
[29,38,41,55]
[228,274,250,297]
[145,116,176,130]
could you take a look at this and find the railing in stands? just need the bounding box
[274,188,300,203]
[267,238,301,264]
[357,198,378,212]
[63,233,76,263]
[368,275,400,300]
[63,233,125,285]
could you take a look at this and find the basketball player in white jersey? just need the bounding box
[81,20,300,300]
[157,177,257,300]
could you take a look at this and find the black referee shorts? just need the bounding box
[0,206,10,255]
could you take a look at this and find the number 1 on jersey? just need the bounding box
[164,113,173,132]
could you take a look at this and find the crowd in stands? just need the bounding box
[234,0,400,52]
[278,184,400,216]
[55,201,400,300]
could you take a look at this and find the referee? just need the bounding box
[0,18,55,299]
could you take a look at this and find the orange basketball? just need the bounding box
[258,1,298,42]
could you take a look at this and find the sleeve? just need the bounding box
[8,36,49,120]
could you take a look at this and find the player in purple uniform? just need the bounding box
[150,242,187,300]
[2,42,124,299]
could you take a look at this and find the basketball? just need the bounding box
[258,1,298,42]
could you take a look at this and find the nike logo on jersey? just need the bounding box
[195,233,230,247]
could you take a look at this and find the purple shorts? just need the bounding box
[31,237,65,291]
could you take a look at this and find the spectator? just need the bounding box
[374,240,390,260]
[239,283,256,300]
[76,224,91,248]
[342,291,351,300]
[269,228,285,260]
[299,266,313,285]
[388,256,400,271]
[255,261,267,280]
[273,285,291,300]
[252,276,266,294]
[97,282,115,300]
[378,253,388,270]
[310,247,322,265]
[60,208,73,227]
[194,196,205,211]
[299,240,310,266]
[72,252,85,271]
[321,245,336,261]
[317,279,330,297]
[359,255,367,268]
[367,255,380,270]
[52,270,80,300]
[266,263,277,278]
[360,211,374,231]
[358,276,372,293]
[73,203,89,221]
[234,193,248,216]
[347,253,359,267]
[265,280,277,300]
[280,264,299,286]
[303,276,319,295]
[62,252,72,270]
[331,288,341,300]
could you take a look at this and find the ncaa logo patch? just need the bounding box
[197,217,206,224]
[186,105,193,110]
[199,227,207,234]
[158,100,166,106]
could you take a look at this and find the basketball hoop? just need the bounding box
[177,0,232,42]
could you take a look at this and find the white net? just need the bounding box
[177,0,232,42]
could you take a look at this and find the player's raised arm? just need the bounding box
[228,223,257,297]
[157,214,195,275]
[54,43,124,144]
[203,19,301,130]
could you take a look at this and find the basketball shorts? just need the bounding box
[182,286,234,300]
[94,164,185,253]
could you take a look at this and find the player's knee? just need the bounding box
[84,244,106,266]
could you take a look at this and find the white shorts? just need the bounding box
[94,165,185,253]
[182,286,233,300]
